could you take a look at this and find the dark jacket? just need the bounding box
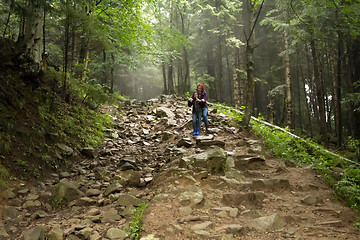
[188,97,205,113]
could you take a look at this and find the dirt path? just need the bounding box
[1,95,359,240]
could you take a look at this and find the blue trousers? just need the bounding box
[202,108,209,125]
[192,111,202,130]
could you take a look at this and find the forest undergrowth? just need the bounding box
[0,39,124,187]
[212,103,360,226]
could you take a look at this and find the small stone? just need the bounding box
[86,189,101,197]
[106,228,126,240]
[250,213,285,231]
[87,208,101,216]
[47,227,64,240]
[140,234,160,240]
[77,227,94,239]
[60,172,70,179]
[191,221,213,231]
[104,183,122,197]
[179,206,193,216]
[31,210,48,219]
[23,226,45,240]
[216,211,228,218]
[1,188,15,200]
[117,194,144,207]
[102,207,121,222]
[301,195,323,205]
[74,197,97,206]
[90,231,101,240]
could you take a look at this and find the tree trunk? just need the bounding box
[233,46,241,109]
[63,6,70,97]
[81,36,90,81]
[162,62,167,94]
[242,0,256,127]
[23,1,44,65]
[310,38,328,144]
[110,52,115,93]
[284,25,292,128]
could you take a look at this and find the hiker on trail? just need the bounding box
[196,84,209,132]
[188,91,205,135]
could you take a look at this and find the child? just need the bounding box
[188,92,205,135]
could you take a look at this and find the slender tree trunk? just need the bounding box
[70,28,76,74]
[310,38,328,144]
[233,46,241,108]
[284,24,292,128]
[3,0,14,37]
[63,6,70,98]
[162,62,167,94]
[217,34,223,102]
[110,52,115,93]
[242,0,256,127]
[81,36,90,81]
[225,45,233,105]
[334,25,343,147]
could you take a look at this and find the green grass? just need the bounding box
[212,103,360,212]
[127,203,148,240]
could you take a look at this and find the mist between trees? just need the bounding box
[0,0,359,157]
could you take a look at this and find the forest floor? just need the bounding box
[1,95,359,240]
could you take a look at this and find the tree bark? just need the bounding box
[110,52,115,93]
[242,0,256,127]
[284,24,292,128]
[310,38,328,144]
[23,1,44,64]
[162,62,167,94]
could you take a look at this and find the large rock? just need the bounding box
[0,227,9,238]
[104,183,122,197]
[106,228,126,240]
[102,208,121,222]
[115,170,141,187]
[47,227,64,240]
[178,186,204,205]
[182,146,227,173]
[197,140,225,148]
[57,143,74,156]
[250,213,285,231]
[234,156,267,170]
[301,195,323,205]
[23,226,45,240]
[222,192,266,207]
[155,107,175,119]
[117,194,144,207]
[1,188,15,200]
[52,180,84,204]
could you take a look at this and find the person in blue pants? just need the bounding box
[188,91,204,135]
[196,84,209,131]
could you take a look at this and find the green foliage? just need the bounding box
[215,103,360,213]
[127,203,148,240]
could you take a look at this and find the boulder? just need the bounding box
[301,195,324,205]
[182,146,227,173]
[0,227,9,238]
[155,107,175,119]
[178,186,204,205]
[104,183,122,197]
[250,213,285,231]
[23,226,45,240]
[47,227,64,240]
[117,194,144,207]
[106,228,126,240]
[102,207,121,222]
[115,170,141,187]
[52,180,84,204]
[57,143,74,156]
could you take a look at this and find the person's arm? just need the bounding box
[201,91,207,102]
[188,99,193,107]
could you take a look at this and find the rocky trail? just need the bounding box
[1,95,359,240]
